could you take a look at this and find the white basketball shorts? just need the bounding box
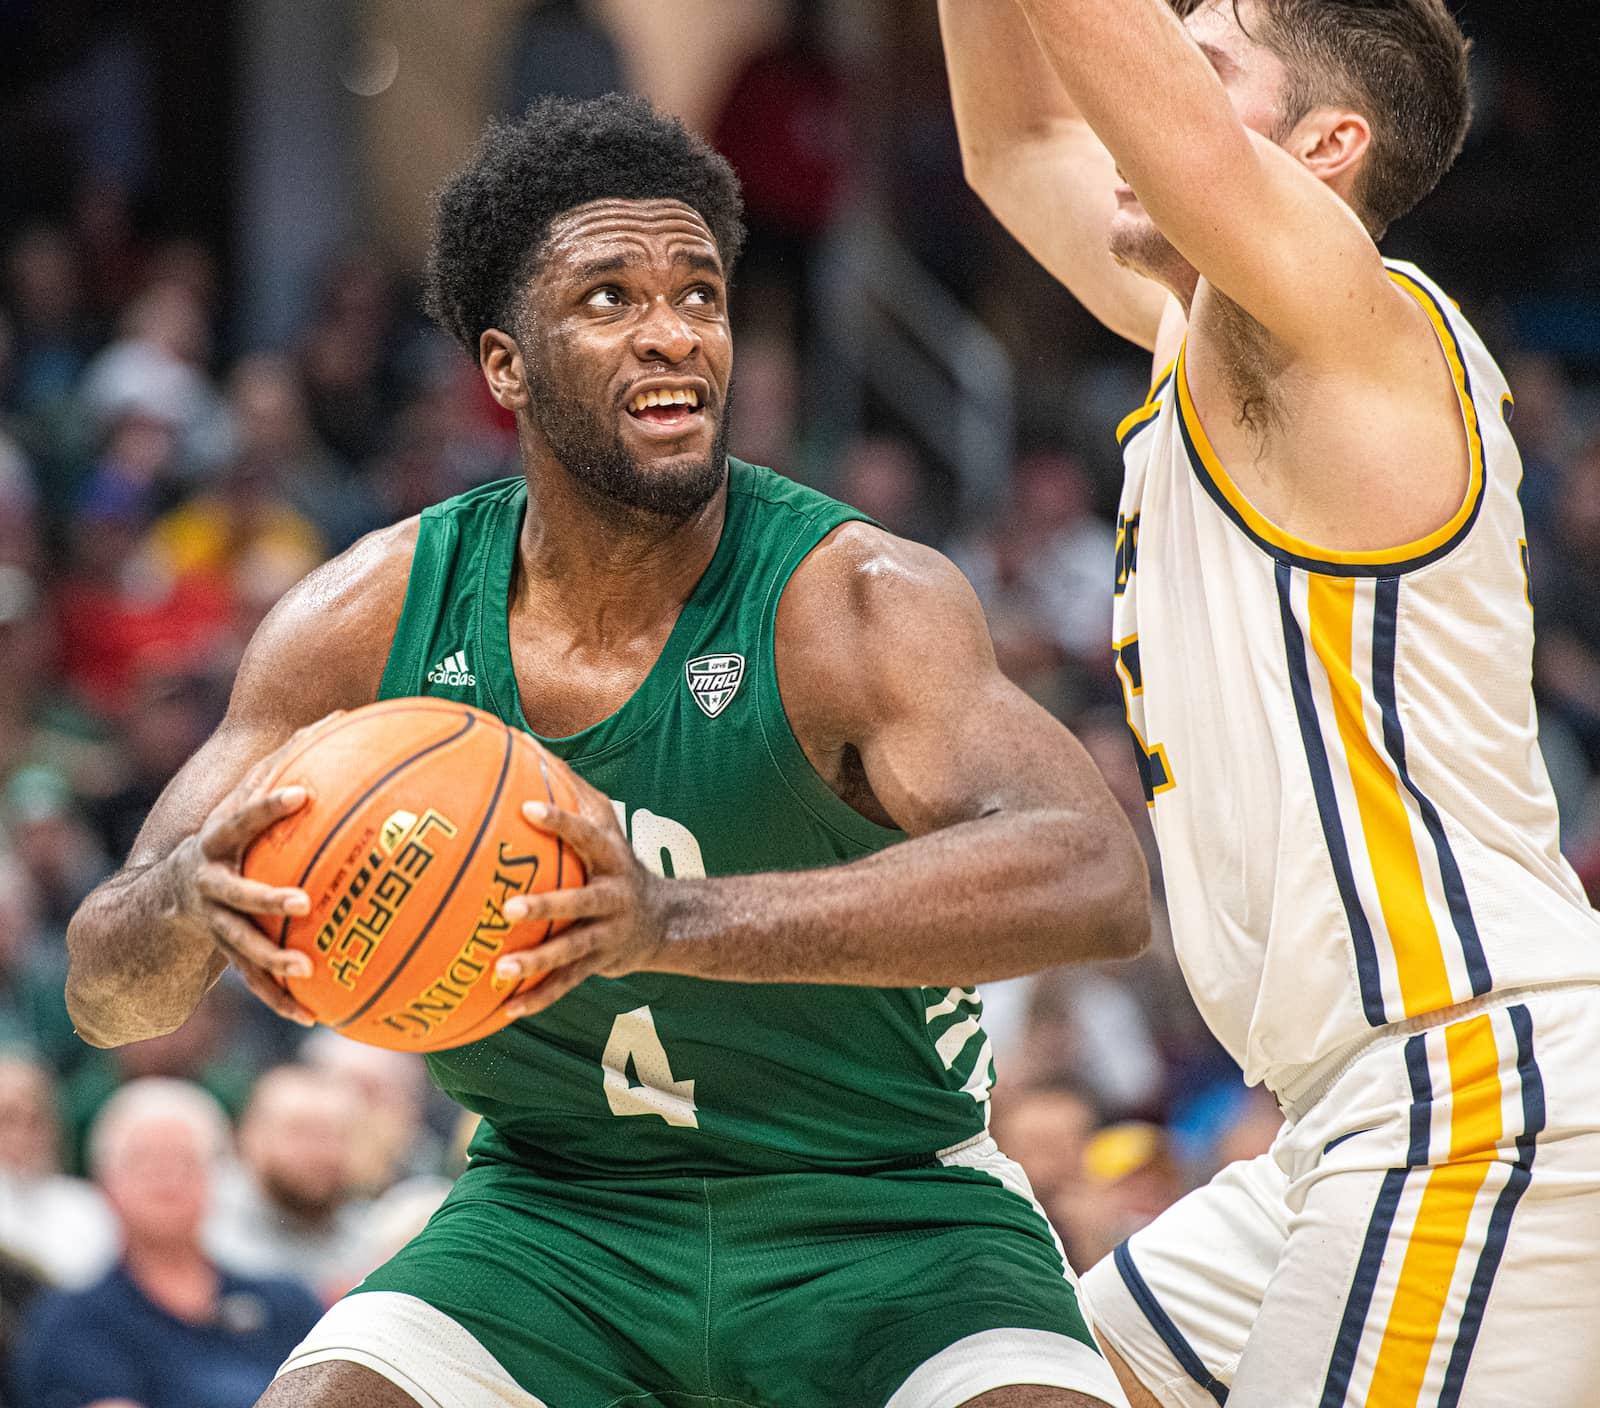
[1079,984,1600,1407]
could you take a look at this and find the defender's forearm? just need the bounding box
[65,842,219,1047]
[651,808,1149,986]
[941,0,1086,165]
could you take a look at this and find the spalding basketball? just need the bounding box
[241,700,585,1052]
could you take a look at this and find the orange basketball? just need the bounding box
[241,700,585,1052]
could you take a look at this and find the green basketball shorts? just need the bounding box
[275,1135,1129,1407]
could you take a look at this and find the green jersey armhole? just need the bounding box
[377,478,524,702]
[377,513,452,701]
[753,508,907,854]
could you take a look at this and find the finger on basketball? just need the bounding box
[503,881,615,926]
[521,796,608,864]
[521,801,619,870]
[202,786,309,858]
[232,961,317,1026]
[194,863,310,918]
[495,929,594,983]
[207,906,313,981]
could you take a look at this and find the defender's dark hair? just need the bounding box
[423,93,746,356]
[1176,0,1472,235]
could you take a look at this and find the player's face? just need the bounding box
[522,198,733,521]
[1108,0,1293,294]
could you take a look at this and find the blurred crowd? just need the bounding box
[2,2,1599,1406]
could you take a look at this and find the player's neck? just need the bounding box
[514,465,727,646]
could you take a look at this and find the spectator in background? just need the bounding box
[297,249,407,467]
[725,331,801,474]
[834,434,939,543]
[2,227,93,454]
[712,0,848,340]
[1054,1121,1187,1274]
[10,1078,322,1408]
[359,368,515,525]
[322,1175,452,1304]
[499,0,625,113]
[299,1033,441,1197]
[0,1052,117,1288]
[76,277,227,475]
[4,766,111,937]
[208,1065,367,1297]
[948,446,1114,718]
[83,664,226,863]
[0,857,78,1075]
[1533,434,1600,792]
[61,988,261,1176]
[0,440,42,578]
[208,353,371,552]
[989,1079,1103,1263]
[0,1249,48,1408]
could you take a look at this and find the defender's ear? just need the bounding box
[480,328,531,412]
[1291,106,1373,192]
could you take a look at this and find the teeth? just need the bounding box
[629,387,700,413]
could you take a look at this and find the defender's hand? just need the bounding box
[494,775,669,1017]
[170,716,343,1025]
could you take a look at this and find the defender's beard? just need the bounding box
[530,370,731,522]
[1109,208,1199,305]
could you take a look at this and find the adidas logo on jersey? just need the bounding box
[685,653,744,718]
[427,650,476,688]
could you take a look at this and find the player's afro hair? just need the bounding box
[423,93,746,356]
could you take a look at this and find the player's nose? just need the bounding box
[632,296,699,364]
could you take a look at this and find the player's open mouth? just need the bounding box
[625,384,704,430]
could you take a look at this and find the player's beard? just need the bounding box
[530,369,731,523]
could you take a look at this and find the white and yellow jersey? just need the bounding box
[1113,259,1600,1096]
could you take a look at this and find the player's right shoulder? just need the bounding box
[232,516,422,723]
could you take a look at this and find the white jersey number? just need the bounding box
[601,1005,698,1128]
[596,804,704,1127]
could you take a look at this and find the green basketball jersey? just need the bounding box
[377,460,994,1176]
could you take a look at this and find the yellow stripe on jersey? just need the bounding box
[1306,576,1455,1018]
[1173,271,1486,570]
[1367,1015,1504,1404]
[1116,361,1175,447]
[1116,400,1163,447]
[1147,360,1176,404]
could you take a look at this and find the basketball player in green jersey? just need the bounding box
[65,96,1148,1408]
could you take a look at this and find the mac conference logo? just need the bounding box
[685,654,744,718]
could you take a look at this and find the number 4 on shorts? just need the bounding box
[601,1005,699,1128]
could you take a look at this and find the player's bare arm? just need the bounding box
[1008,0,1473,548]
[495,521,1150,1013]
[64,521,418,1048]
[938,0,1174,351]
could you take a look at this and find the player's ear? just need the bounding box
[480,327,531,412]
[1292,106,1372,190]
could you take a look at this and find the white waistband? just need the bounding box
[1270,980,1599,1123]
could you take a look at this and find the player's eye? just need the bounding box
[683,285,719,307]
[584,286,625,309]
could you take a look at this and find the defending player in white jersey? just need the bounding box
[941,2,1600,1404]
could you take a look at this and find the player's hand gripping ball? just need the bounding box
[241,700,585,1051]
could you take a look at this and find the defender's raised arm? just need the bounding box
[938,0,1172,350]
[1008,0,1463,360]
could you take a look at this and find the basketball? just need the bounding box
[241,700,585,1052]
